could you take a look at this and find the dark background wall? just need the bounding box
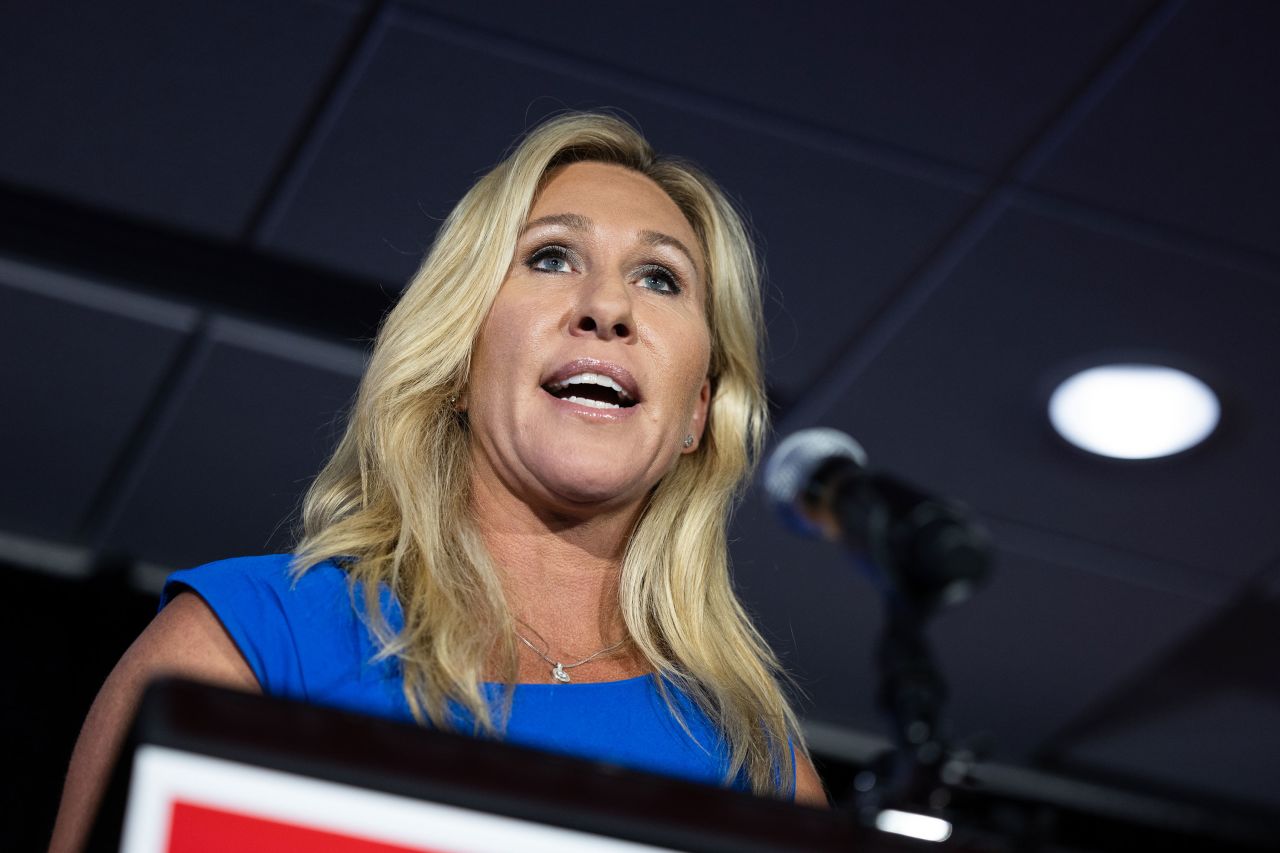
[3,2,1279,849]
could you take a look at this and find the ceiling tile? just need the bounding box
[1045,579,1280,808]
[1032,1,1280,257]
[258,10,975,394]
[100,317,363,569]
[0,0,364,237]
[929,550,1211,761]
[1062,689,1280,811]
[0,257,194,541]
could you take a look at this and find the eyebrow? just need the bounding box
[522,212,593,233]
[638,229,699,273]
[521,213,700,273]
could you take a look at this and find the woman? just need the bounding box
[50,112,826,850]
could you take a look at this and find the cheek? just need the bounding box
[661,325,712,407]
[469,318,518,410]
[471,295,558,401]
[477,294,532,362]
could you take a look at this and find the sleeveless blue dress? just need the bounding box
[160,554,755,791]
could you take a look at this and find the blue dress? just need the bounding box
[161,554,751,790]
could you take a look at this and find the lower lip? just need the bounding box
[541,388,640,421]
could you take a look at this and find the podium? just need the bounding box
[87,679,919,852]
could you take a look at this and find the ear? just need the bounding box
[682,377,712,454]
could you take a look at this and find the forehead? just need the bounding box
[530,162,703,263]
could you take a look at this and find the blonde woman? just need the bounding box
[50,112,826,851]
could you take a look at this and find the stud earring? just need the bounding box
[682,434,694,448]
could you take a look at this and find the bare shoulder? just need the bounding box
[122,591,261,689]
[85,590,260,740]
[794,751,830,808]
[47,593,259,852]
[76,590,261,782]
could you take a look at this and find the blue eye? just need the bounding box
[638,265,681,295]
[528,245,573,273]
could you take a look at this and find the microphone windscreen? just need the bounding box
[763,428,867,537]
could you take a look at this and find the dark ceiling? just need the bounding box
[3,0,1279,847]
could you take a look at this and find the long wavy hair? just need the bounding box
[293,112,803,795]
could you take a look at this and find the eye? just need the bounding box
[527,245,575,274]
[637,264,682,295]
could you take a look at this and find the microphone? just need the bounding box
[764,428,991,611]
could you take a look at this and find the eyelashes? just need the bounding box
[526,244,576,275]
[523,243,684,296]
[634,263,682,296]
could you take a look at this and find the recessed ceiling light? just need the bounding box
[1048,364,1219,460]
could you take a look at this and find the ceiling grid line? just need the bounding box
[383,3,986,193]
[78,313,216,550]
[1010,0,1186,184]
[251,4,396,248]
[241,0,392,243]
[0,182,391,343]
[981,513,1232,604]
[1013,186,1280,285]
[1039,600,1276,758]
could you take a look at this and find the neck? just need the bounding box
[469,467,642,656]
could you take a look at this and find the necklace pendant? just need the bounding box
[551,662,571,683]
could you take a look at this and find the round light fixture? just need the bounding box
[1048,363,1219,460]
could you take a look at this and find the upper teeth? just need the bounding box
[546,372,633,402]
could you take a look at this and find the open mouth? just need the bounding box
[542,372,638,410]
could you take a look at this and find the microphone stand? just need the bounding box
[858,593,951,820]
[831,481,993,824]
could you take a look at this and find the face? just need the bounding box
[466,161,712,517]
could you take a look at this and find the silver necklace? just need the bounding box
[514,630,626,683]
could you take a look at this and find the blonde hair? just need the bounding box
[294,113,803,795]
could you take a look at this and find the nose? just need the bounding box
[571,273,634,341]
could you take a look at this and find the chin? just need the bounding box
[537,465,649,513]
[545,478,640,511]
[524,441,662,513]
